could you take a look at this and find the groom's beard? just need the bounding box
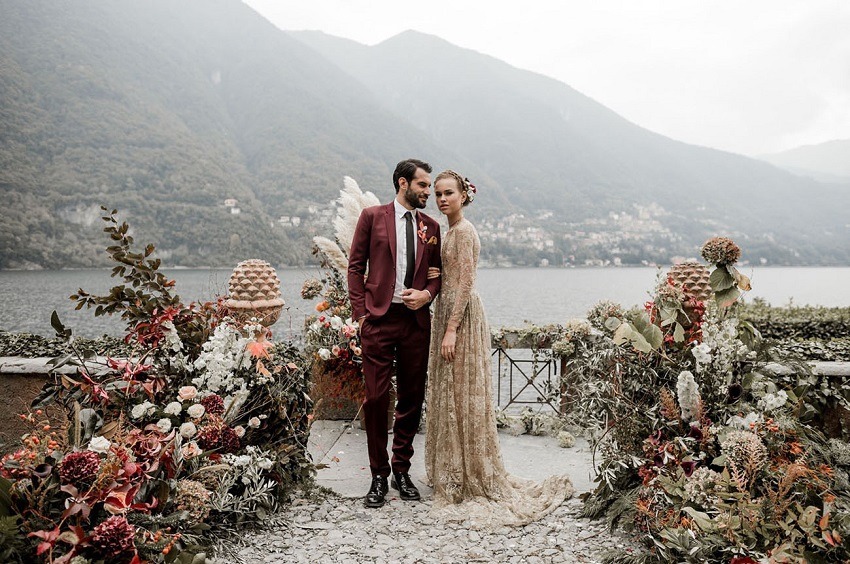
[405,190,427,209]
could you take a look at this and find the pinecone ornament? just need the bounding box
[668,262,712,303]
[224,259,285,326]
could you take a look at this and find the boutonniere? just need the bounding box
[417,221,428,243]
[427,236,438,245]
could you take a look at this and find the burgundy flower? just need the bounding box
[727,383,743,402]
[730,557,759,564]
[688,425,704,441]
[59,450,101,488]
[91,515,135,556]
[200,394,225,417]
[681,460,697,477]
[197,424,240,454]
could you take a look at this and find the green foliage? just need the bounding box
[740,300,850,341]
[0,331,132,358]
[0,515,26,564]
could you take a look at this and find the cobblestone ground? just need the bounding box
[225,494,641,563]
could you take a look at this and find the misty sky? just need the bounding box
[244,0,850,157]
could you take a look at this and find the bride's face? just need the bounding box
[435,178,464,216]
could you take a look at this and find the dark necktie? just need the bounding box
[403,211,415,289]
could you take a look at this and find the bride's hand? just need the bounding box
[441,329,457,362]
[427,267,441,280]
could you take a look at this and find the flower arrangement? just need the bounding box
[565,239,850,562]
[0,209,311,563]
[302,177,379,416]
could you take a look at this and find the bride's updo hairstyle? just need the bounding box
[435,170,477,206]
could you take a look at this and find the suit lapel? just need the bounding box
[384,202,397,265]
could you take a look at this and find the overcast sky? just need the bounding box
[244,0,850,156]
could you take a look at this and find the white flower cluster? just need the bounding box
[684,467,721,507]
[728,412,762,429]
[161,320,192,371]
[131,400,157,420]
[310,315,360,361]
[758,390,788,412]
[192,322,253,394]
[676,371,701,422]
[694,306,750,380]
[222,445,275,476]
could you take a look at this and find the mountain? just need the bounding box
[292,30,850,265]
[1,2,848,269]
[758,139,850,183]
[0,0,480,269]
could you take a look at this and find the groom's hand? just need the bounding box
[401,289,430,310]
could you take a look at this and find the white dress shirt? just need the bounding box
[392,199,418,303]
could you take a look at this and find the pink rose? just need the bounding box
[178,386,198,402]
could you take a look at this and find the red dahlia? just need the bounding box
[58,450,101,488]
[200,394,225,416]
[91,515,135,556]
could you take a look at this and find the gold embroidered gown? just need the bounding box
[424,218,574,526]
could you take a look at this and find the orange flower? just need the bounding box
[246,338,273,359]
[316,300,330,312]
[787,441,804,456]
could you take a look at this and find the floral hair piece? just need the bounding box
[464,177,477,203]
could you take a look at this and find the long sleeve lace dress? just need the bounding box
[424,218,574,526]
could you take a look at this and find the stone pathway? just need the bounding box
[222,420,641,563]
[232,494,637,563]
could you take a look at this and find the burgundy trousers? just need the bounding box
[359,303,430,477]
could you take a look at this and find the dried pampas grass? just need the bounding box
[313,236,349,274]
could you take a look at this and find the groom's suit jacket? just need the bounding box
[348,202,442,328]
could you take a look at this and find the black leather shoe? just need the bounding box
[391,472,421,501]
[364,476,388,508]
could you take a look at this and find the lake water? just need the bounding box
[1,267,848,338]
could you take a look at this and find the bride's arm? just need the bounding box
[441,227,476,362]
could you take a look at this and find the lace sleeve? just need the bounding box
[447,224,477,331]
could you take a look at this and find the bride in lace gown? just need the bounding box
[424,170,574,526]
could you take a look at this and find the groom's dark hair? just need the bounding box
[393,158,432,193]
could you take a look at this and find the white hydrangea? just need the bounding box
[130,400,156,420]
[676,371,701,422]
[164,401,183,416]
[179,422,197,438]
[758,390,788,412]
[192,322,252,394]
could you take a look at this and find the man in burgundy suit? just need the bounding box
[348,158,443,508]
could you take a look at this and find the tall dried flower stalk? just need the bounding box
[659,388,680,422]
